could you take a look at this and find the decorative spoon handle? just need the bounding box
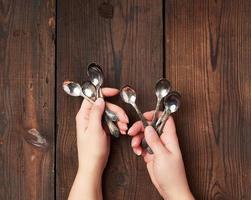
[129,102,153,154]
[155,109,167,128]
[98,87,118,122]
[104,115,120,138]
[131,103,148,127]
[151,100,161,126]
[156,110,171,135]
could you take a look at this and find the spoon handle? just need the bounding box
[132,103,148,127]
[155,109,167,127]
[157,110,171,135]
[151,100,161,126]
[130,103,154,153]
[104,115,120,138]
[99,88,118,122]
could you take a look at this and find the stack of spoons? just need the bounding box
[120,79,181,154]
[62,63,121,138]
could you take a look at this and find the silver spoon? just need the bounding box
[156,91,181,135]
[62,81,120,137]
[87,63,118,122]
[87,63,103,97]
[151,79,171,126]
[141,91,181,154]
[120,85,148,127]
[120,86,153,154]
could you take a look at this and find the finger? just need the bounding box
[160,116,180,151]
[131,133,144,148]
[144,126,167,155]
[106,102,129,123]
[143,111,154,121]
[102,88,119,97]
[75,99,93,132]
[132,146,142,156]
[117,121,128,133]
[143,110,163,121]
[142,152,154,163]
[128,121,144,136]
[88,98,105,131]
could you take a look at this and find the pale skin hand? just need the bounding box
[68,88,129,200]
[128,111,194,200]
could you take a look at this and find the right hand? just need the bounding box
[128,111,194,200]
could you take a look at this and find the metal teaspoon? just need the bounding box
[156,91,181,135]
[120,85,153,153]
[151,79,171,126]
[87,63,118,122]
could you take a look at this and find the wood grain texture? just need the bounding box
[57,0,163,199]
[165,0,251,199]
[0,0,55,200]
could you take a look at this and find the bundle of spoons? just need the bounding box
[120,79,181,154]
[62,63,121,138]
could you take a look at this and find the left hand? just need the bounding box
[75,88,129,175]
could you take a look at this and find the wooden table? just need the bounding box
[1,0,251,199]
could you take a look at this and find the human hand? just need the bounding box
[75,87,129,175]
[128,111,194,200]
[69,88,129,200]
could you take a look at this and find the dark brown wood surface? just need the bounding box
[57,0,163,199]
[1,0,251,199]
[165,0,251,199]
[0,0,55,200]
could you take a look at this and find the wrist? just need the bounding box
[69,169,103,200]
[163,189,194,200]
[77,167,102,184]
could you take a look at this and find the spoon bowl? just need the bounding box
[152,79,171,125]
[82,81,97,101]
[164,91,181,113]
[63,81,83,97]
[155,79,171,99]
[87,63,104,89]
[156,91,181,135]
[120,85,137,104]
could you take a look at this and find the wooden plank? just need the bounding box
[0,0,55,200]
[57,0,163,199]
[165,0,251,199]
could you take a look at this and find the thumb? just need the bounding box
[88,98,105,129]
[145,126,167,155]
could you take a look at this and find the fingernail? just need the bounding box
[121,123,128,130]
[127,129,132,135]
[135,149,141,156]
[131,139,136,147]
[123,114,129,123]
[121,130,126,135]
[95,98,104,106]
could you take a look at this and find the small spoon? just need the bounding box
[120,85,153,154]
[120,85,148,127]
[151,79,171,126]
[62,81,120,137]
[87,63,118,122]
[87,63,103,97]
[156,91,181,135]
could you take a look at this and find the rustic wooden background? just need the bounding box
[1,0,251,199]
